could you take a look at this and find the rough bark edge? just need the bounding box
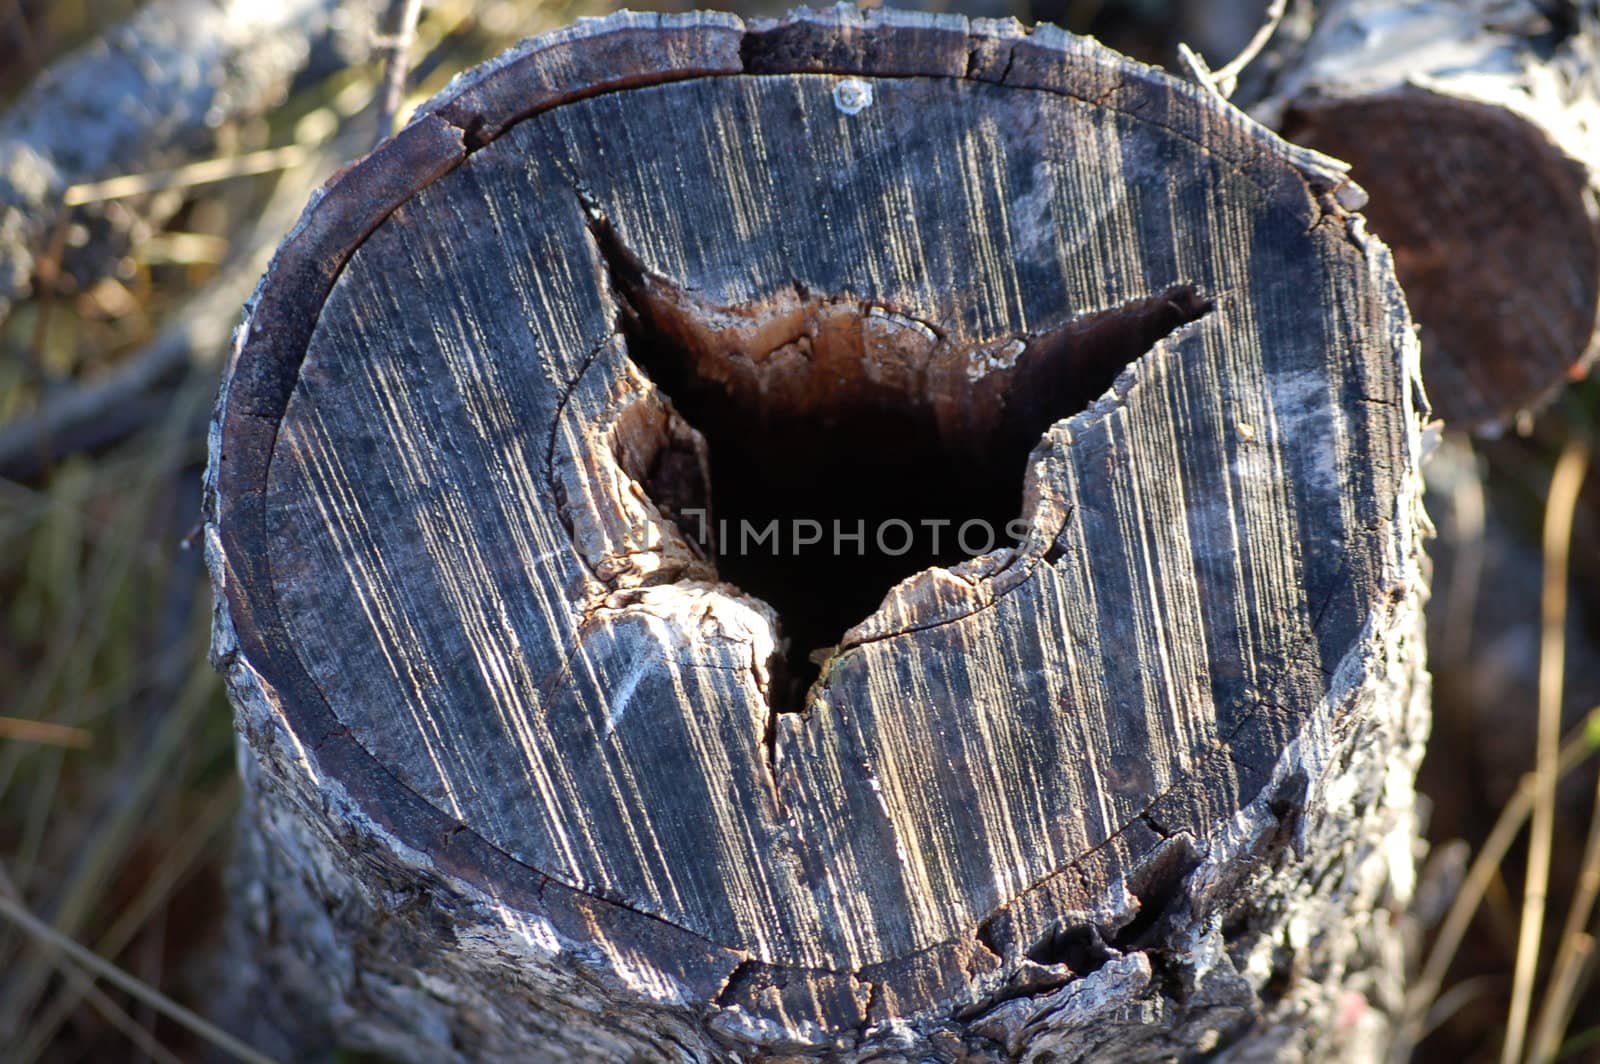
[204,6,1430,1055]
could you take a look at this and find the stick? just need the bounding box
[0,892,277,1064]
[373,0,425,146]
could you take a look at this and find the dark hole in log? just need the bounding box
[585,212,1213,711]
[1026,922,1115,974]
[1107,836,1202,953]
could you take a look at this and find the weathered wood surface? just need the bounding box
[1262,0,1600,434]
[207,7,1431,1060]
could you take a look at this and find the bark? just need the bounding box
[1259,0,1600,435]
[206,8,1432,1061]
[0,0,385,323]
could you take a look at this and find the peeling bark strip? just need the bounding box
[206,8,1431,1061]
[1265,0,1600,435]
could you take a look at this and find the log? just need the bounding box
[205,8,1432,1060]
[1262,0,1600,434]
[0,128,359,480]
[0,0,385,323]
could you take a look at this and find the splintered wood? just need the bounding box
[207,8,1430,1060]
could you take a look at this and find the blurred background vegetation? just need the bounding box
[0,1,1596,1061]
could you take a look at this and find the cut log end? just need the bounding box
[1285,90,1599,434]
[208,8,1431,1060]
[1269,0,1600,435]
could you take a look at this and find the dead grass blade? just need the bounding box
[0,891,275,1064]
[1401,705,1600,1053]
[1503,439,1588,1064]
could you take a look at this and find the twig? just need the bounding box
[0,892,277,1064]
[1176,43,1223,98]
[1176,0,1287,101]
[373,0,425,146]
[1212,0,1289,97]
[0,717,92,749]
[1399,705,1600,1058]
[1525,441,1594,1062]
[62,145,312,207]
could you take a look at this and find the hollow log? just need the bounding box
[206,8,1432,1060]
[1263,0,1600,435]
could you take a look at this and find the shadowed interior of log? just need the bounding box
[588,212,1215,708]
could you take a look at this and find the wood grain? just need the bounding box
[208,8,1431,1059]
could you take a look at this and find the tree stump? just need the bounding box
[1265,0,1600,435]
[206,8,1432,1060]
